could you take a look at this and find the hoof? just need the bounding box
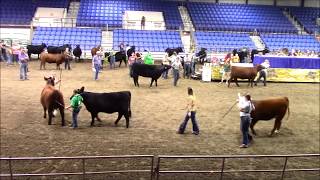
[275,130,280,134]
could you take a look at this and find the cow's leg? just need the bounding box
[235,78,240,87]
[134,76,139,87]
[43,106,47,118]
[119,60,122,68]
[270,121,278,136]
[155,79,158,87]
[90,112,97,126]
[48,107,54,125]
[59,107,65,126]
[124,112,129,128]
[96,114,102,122]
[250,119,258,135]
[150,79,154,87]
[227,77,231,87]
[115,112,123,125]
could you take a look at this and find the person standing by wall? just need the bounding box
[12,43,20,64]
[18,48,29,80]
[141,16,146,30]
[255,59,270,86]
[238,93,255,148]
[177,87,199,135]
[92,51,102,80]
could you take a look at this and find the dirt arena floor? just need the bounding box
[1,61,319,180]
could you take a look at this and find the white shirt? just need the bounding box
[238,97,254,117]
[261,62,270,74]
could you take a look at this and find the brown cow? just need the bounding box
[40,77,65,126]
[91,45,101,57]
[250,97,290,136]
[228,64,263,87]
[40,52,69,70]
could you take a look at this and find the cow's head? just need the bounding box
[163,64,172,70]
[44,76,55,86]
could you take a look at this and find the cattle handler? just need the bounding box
[66,90,83,129]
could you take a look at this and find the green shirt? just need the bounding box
[144,53,154,65]
[71,94,83,108]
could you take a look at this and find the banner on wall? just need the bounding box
[211,66,320,83]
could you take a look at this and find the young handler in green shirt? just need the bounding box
[66,90,83,128]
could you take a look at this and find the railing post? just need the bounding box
[220,157,225,180]
[155,157,161,180]
[281,157,288,180]
[82,158,86,180]
[8,158,13,180]
[150,156,154,180]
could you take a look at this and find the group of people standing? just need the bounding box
[1,40,30,80]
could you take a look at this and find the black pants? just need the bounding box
[255,71,266,86]
[65,59,71,70]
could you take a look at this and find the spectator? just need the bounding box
[141,16,146,30]
[162,53,170,79]
[12,43,20,64]
[18,48,29,80]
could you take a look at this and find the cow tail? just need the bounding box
[128,92,132,117]
[285,97,290,121]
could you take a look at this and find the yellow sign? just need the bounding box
[211,67,320,83]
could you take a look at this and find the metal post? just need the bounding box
[281,157,288,180]
[220,157,225,180]
[155,157,161,180]
[8,158,13,180]
[82,158,86,180]
[150,156,154,180]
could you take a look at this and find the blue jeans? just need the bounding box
[72,107,80,128]
[20,63,27,80]
[6,54,12,65]
[94,64,100,80]
[178,111,199,134]
[162,69,168,79]
[110,57,115,69]
[184,63,191,78]
[65,59,71,70]
[240,116,251,145]
[173,69,180,86]
[191,62,195,75]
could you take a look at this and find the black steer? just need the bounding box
[27,43,47,59]
[131,63,171,87]
[48,44,72,54]
[76,87,131,128]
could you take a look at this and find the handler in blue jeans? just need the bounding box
[177,87,199,135]
[66,90,83,128]
[238,93,255,148]
[92,51,102,80]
